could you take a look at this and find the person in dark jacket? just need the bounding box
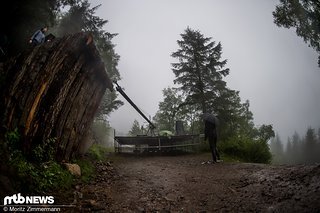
[204,115,220,163]
[29,27,48,45]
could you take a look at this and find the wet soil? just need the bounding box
[58,153,320,212]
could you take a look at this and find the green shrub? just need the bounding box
[244,140,272,163]
[9,151,74,192]
[5,128,20,151]
[2,129,111,193]
[219,135,271,164]
[3,129,74,193]
[74,159,95,182]
[88,144,109,161]
[29,161,73,192]
[198,140,210,152]
[218,137,245,158]
[32,137,56,162]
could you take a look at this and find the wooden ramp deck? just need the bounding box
[114,135,201,153]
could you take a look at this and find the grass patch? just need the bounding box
[72,144,116,183]
[219,153,243,163]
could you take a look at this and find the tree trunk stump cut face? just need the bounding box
[0,33,113,161]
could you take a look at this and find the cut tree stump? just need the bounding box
[0,32,113,161]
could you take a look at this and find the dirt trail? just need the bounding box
[60,153,320,212]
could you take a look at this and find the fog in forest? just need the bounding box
[88,0,320,144]
[2,1,320,210]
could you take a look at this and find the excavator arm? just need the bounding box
[114,81,156,130]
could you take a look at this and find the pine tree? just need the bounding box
[291,131,302,164]
[170,27,271,142]
[171,27,229,113]
[273,0,320,66]
[129,120,144,136]
[270,133,284,164]
[168,28,274,163]
[304,127,317,164]
[285,138,293,164]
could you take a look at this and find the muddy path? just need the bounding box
[59,153,320,212]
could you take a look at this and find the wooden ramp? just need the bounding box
[114,135,201,153]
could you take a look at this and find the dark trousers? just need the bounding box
[31,39,40,46]
[208,135,220,162]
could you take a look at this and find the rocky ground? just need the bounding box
[56,153,320,212]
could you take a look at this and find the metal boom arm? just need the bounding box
[114,81,156,130]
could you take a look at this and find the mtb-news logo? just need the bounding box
[2,193,60,212]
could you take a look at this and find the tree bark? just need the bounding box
[0,32,113,161]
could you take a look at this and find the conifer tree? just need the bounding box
[129,120,144,136]
[171,27,229,113]
[273,0,320,66]
[291,131,302,164]
[170,27,271,141]
[270,133,284,164]
[304,127,317,164]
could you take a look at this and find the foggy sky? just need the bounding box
[89,0,320,140]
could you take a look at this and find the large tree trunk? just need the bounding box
[0,33,113,161]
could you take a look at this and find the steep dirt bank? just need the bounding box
[58,153,320,212]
